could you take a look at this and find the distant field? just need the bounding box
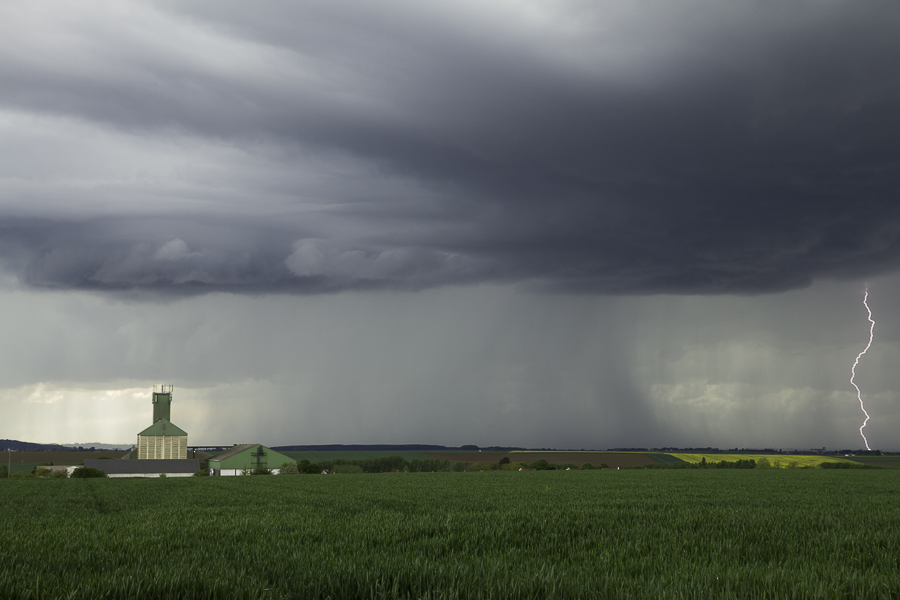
[11,450,891,473]
[2,451,126,475]
[4,462,40,476]
[843,456,900,468]
[427,451,669,467]
[2,470,899,599]
[2,451,125,463]
[670,453,859,468]
[281,450,439,463]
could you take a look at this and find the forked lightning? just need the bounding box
[850,287,875,450]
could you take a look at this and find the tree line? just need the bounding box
[277,456,453,475]
[276,456,614,474]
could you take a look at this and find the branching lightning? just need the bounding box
[850,287,874,451]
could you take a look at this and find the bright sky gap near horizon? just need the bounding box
[2,1,899,451]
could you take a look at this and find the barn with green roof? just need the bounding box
[207,444,295,475]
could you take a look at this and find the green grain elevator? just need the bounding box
[136,384,188,460]
[152,385,173,423]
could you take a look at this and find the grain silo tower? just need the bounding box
[136,385,188,459]
[152,385,173,423]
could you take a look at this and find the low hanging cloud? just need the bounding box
[284,239,484,289]
[1,0,899,296]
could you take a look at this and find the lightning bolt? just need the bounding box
[850,287,874,451]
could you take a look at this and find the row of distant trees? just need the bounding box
[456,457,612,472]
[275,456,453,474]
[270,456,612,475]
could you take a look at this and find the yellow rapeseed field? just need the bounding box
[669,453,857,468]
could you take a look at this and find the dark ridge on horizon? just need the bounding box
[271,444,528,452]
[2,439,82,452]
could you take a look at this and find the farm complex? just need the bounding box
[6,384,886,478]
[0,381,890,492]
[72,386,293,477]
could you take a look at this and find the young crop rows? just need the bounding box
[1,470,899,599]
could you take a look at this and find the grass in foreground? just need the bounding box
[1,470,899,599]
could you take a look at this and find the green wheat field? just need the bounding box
[2,469,899,599]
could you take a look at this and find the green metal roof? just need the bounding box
[137,418,187,437]
[207,444,295,470]
[207,443,257,462]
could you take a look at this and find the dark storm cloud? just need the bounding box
[2,0,899,294]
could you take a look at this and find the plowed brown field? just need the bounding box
[425,452,663,468]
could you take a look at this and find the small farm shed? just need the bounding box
[207,444,295,475]
[84,458,199,478]
[137,418,188,460]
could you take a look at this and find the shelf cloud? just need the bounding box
[2,0,898,296]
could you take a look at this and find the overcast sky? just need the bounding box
[2,0,899,450]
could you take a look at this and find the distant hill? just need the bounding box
[272,444,459,452]
[62,442,133,451]
[271,444,527,452]
[1,439,131,452]
[1,439,75,452]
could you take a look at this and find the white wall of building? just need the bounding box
[213,468,281,476]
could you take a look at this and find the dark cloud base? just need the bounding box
[2,1,899,296]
